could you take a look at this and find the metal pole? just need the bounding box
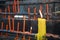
[14,22,20,40]
[34,7,36,20]
[1,22,4,30]
[40,4,42,12]
[0,9,1,30]
[4,8,6,18]
[1,22,4,36]
[17,22,20,32]
[14,0,17,13]
[0,9,2,36]
[22,15,26,40]
[6,25,8,37]
[8,5,11,32]
[17,22,20,39]
[17,0,20,13]
[13,4,15,13]
[28,7,31,40]
[12,18,14,32]
[28,7,30,20]
[46,4,49,20]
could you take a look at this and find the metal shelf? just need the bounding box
[0,29,36,36]
[5,1,60,5]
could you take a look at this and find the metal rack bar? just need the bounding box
[14,22,20,40]
[5,25,8,37]
[0,0,60,40]
[0,12,38,15]
[12,18,14,32]
[17,0,20,13]
[1,22,4,36]
[46,4,49,20]
[28,7,30,20]
[14,0,17,13]
[4,8,6,18]
[34,7,36,20]
[6,1,60,5]
[8,5,11,32]
[0,29,36,36]
[46,33,60,39]
[22,16,26,40]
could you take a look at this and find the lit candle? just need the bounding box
[37,10,46,40]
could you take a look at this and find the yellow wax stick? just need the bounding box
[37,18,46,40]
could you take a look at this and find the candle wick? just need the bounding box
[39,10,43,18]
[30,27,32,30]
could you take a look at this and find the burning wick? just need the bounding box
[39,10,43,18]
[30,27,32,30]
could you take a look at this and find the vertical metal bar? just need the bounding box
[1,22,4,36]
[0,9,2,12]
[17,0,20,13]
[4,8,6,18]
[40,4,42,14]
[28,7,30,20]
[14,22,20,40]
[44,0,49,20]
[46,4,49,20]
[13,4,15,13]
[0,9,2,36]
[8,6,10,13]
[17,22,20,36]
[17,22,20,40]
[14,0,17,13]
[22,15,25,40]
[1,22,4,30]
[28,7,31,40]
[6,25,8,31]
[17,22,20,32]
[6,25,8,37]
[8,5,11,32]
[14,0,17,40]
[0,9,3,19]
[12,18,14,32]
[23,16,25,33]
[8,15,11,31]
[34,7,36,20]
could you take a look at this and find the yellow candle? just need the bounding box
[37,18,46,40]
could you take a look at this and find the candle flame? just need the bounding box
[39,10,43,18]
[30,27,32,30]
